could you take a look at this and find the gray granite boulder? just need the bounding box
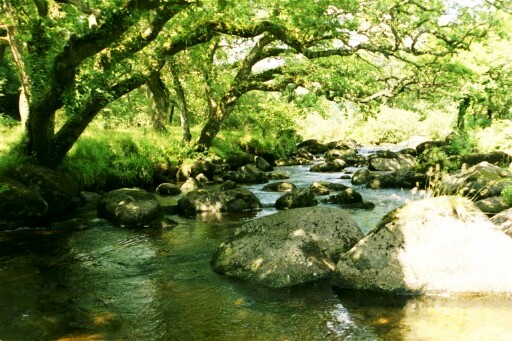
[177,188,261,216]
[97,188,163,227]
[367,169,427,189]
[368,151,417,171]
[275,188,318,210]
[262,181,296,192]
[491,208,512,238]
[4,164,78,217]
[440,162,512,200]
[224,164,269,184]
[334,196,512,295]
[211,206,364,288]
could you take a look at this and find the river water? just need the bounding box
[1,153,512,340]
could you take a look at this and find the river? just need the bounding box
[1,153,512,340]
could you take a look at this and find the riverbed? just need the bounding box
[1,156,512,340]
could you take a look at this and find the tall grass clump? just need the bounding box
[62,126,192,190]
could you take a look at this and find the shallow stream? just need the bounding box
[1,150,511,340]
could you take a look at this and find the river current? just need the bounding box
[1,148,512,340]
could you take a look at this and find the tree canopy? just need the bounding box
[0,0,510,166]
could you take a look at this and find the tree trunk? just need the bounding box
[5,25,30,126]
[146,72,169,132]
[25,104,56,166]
[168,60,191,142]
[196,101,235,151]
[457,96,471,130]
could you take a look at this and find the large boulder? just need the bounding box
[262,181,296,192]
[334,196,512,295]
[367,169,427,189]
[460,151,512,167]
[325,188,376,209]
[415,140,446,155]
[296,139,328,154]
[254,156,274,172]
[0,175,48,229]
[490,208,512,238]
[440,161,512,200]
[368,151,417,171]
[224,164,269,184]
[4,164,78,217]
[310,181,349,195]
[180,177,203,194]
[97,188,163,227]
[276,150,314,166]
[211,206,364,288]
[310,159,346,172]
[275,188,318,210]
[155,183,181,196]
[177,188,262,216]
[176,159,217,181]
[351,168,374,186]
[474,196,511,215]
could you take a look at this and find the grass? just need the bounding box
[61,125,195,190]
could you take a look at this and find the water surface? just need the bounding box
[1,157,511,340]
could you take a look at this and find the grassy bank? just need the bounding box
[1,107,511,192]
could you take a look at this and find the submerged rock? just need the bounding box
[334,196,512,295]
[211,206,363,288]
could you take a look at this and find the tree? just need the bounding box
[0,0,276,165]
[187,0,499,149]
[0,0,503,166]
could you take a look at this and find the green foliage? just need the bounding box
[445,130,477,155]
[211,126,298,161]
[501,185,512,206]
[473,119,512,153]
[299,105,454,145]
